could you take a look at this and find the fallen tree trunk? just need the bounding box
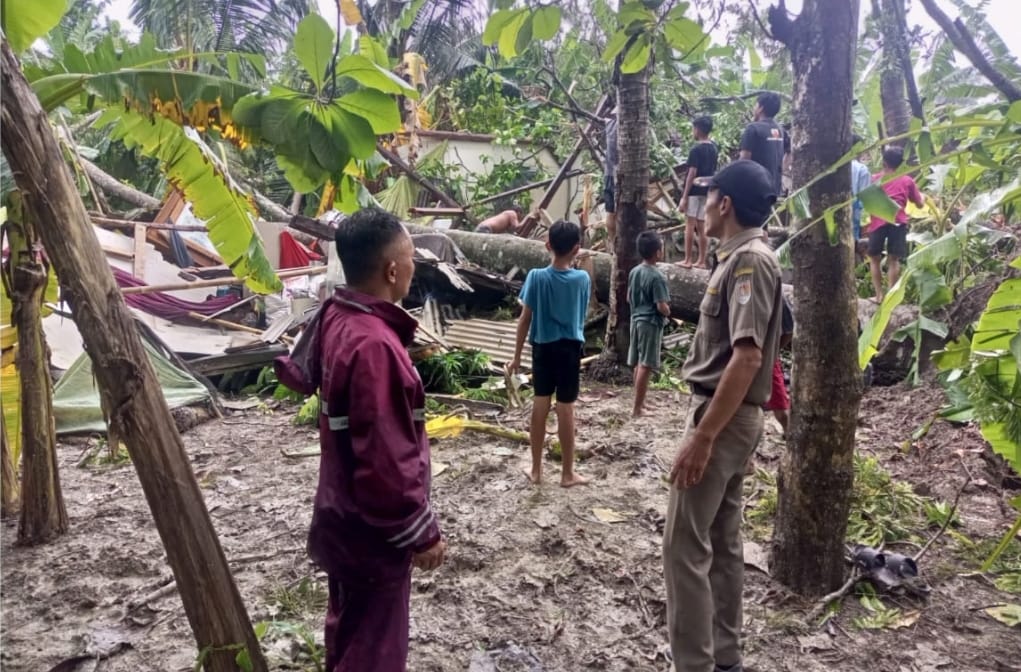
[405,226,923,376]
[2,40,266,672]
[80,157,162,210]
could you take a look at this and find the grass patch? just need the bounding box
[269,577,328,620]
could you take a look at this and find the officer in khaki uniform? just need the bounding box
[664,160,783,672]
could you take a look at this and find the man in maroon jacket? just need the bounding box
[276,207,445,672]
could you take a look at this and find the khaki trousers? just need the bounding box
[663,396,763,672]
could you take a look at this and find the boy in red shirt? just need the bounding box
[276,207,445,672]
[867,146,924,301]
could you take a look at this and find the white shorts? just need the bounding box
[685,195,706,220]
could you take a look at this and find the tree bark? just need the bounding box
[769,0,863,596]
[80,157,162,210]
[1,40,266,672]
[917,0,1021,103]
[252,188,292,221]
[602,66,650,365]
[1,406,19,517]
[878,0,912,144]
[404,224,914,343]
[5,196,68,545]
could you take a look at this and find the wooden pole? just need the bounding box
[1,39,266,672]
[518,96,611,237]
[121,265,325,295]
[376,143,463,210]
[90,215,209,232]
[471,171,584,207]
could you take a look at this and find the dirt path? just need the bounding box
[2,381,1019,672]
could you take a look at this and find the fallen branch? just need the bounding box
[913,461,972,563]
[252,189,292,221]
[917,0,1021,102]
[79,157,162,210]
[807,570,862,622]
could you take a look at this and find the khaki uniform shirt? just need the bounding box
[681,227,783,405]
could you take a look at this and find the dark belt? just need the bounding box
[691,383,715,398]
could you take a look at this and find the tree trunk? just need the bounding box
[404,225,924,381]
[7,198,68,545]
[602,66,650,365]
[80,157,162,210]
[1,40,266,672]
[768,0,863,596]
[1,410,19,517]
[878,0,912,142]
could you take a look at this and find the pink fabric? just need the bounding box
[112,268,241,320]
[867,173,923,233]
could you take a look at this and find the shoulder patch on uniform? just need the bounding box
[734,267,754,277]
[735,276,752,305]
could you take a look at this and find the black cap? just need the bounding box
[694,160,778,227]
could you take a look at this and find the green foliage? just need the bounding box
[483,0,707,76]
[293,14,335,92]
[98,108,282,293]
[1,0,69,54]
[847,456,927,547]
[651,342,692,393]
[293,393,319,426]
[853,592,911,630]
[415,350,491,394]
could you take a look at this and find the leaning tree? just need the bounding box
[767,0,864,595]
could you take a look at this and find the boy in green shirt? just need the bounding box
[628,231,671,417]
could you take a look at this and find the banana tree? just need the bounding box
[26,15,417,293]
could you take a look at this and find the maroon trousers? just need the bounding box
[325,569,412,672]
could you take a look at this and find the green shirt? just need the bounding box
[628,263,670,326]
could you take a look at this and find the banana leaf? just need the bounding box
[100,108,281,294]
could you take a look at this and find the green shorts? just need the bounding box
[628,320,663,370]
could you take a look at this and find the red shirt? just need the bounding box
[868,173,923,233]
[275,288,440,579]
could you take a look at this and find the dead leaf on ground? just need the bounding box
[743,540,770,575]
[592,507,629,524]
[889,610,921,629]
[432,461,449,477]
[797,632,834,653]
[985,604,1021,627]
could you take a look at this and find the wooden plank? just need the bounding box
[121,265,326,295]
[132,223,147,278]
[408,207,465,216]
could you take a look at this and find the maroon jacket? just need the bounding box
[275,288,440,580]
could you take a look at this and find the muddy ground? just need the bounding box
[2,379,1020,672]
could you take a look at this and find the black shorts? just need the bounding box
[531,339,583,403]
[868,223,908,260]
[603,174,616,214]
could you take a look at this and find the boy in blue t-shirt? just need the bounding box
[510,220,591,487]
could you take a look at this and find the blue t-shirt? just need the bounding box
[520,266,591,344]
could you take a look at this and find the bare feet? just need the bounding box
[679,260,693,269]
[525,468,542,485]
[694,261,708,270]
[560,473,590,488]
